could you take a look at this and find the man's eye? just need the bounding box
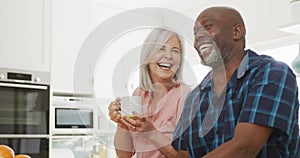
[204,24,213,30]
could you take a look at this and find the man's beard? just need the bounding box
[201,48,223,68]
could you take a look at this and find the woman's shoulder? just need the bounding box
[173,83,192,97]
[132,87,149,96]
[178,83,192,92]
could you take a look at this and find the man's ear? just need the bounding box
[232,24,244,40]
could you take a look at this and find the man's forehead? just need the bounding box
[196,16,214,25]
[194,17,213,28]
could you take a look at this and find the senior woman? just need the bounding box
[108,28,191,158]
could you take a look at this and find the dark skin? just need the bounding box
[176,7,273,158]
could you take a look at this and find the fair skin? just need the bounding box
[109,35,182,158]
[176,7,273,158]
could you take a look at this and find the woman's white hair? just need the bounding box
[139,27,185,91]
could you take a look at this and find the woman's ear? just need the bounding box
[232,24,244,40]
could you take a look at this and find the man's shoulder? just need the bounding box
[248,49,291,70]
[246,50,297,84]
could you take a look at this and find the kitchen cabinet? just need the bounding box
[51,1,162,96]
[51,0,92,94]
[51,0,125,95]
[0,0,51,72]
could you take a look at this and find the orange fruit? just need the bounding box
[14,154,31,158]
[0,145,15,158]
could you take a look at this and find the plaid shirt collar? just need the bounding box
[200,49,263,90]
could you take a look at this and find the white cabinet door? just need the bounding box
[51,0,92,94]
[91,5,162,98]
[52,1,162,96]
[0,0,51,72]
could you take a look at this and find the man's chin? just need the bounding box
[201,60,223,68]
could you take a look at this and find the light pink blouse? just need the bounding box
[132,84,191,158]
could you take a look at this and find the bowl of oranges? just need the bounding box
[0,145,31,158]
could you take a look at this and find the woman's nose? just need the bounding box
[163,47,173,58]
[164,50,172,58]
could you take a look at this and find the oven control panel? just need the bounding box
[0,67,50,85]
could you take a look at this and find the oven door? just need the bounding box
[0,82,49,134]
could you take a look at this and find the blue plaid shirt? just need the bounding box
[172,50,300,157]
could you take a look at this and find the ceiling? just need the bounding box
[95,0,300,51]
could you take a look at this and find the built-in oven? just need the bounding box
[51,96,98,135]
[0,68,50,158]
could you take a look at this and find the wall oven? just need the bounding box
[51,96,98,135]
[0,68,50,158]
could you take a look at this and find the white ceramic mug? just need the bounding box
[120,96,142,118]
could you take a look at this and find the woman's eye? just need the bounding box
[160,47,166,51]
[172,49,180,54]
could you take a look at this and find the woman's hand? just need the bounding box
[121,112,156,133]
[108,98,122,123]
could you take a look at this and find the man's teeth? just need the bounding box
[199,44,212,52]
[158,63,171,68]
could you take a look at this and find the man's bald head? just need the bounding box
[196,6,246,36]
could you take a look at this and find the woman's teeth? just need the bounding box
[158,63,171,69]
